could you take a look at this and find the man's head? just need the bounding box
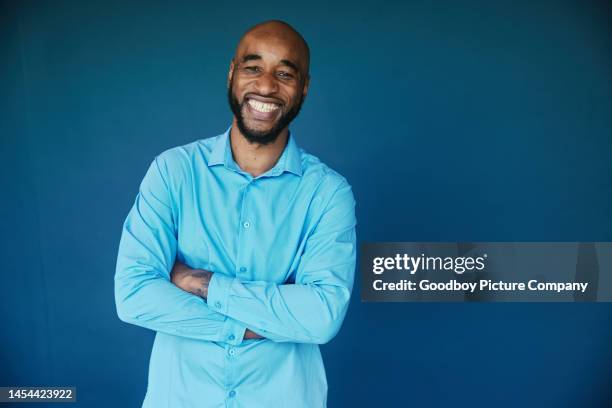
[227,20,310,145]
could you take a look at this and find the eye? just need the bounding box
[277,71,295,80]
[243,66,261,74]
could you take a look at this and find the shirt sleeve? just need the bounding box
[114,156,246,346]
[206,179,357,344]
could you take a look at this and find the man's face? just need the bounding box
[228,34,309,145]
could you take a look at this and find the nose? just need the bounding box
[253,71,279,95]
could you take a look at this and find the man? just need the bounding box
[115,20,356,408]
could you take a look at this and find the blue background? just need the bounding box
[2,0,612,406]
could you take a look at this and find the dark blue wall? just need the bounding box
[2,1,612,407]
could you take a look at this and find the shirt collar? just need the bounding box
[208,126,303,177]
[282,132,303,177]
[207,126,231,167]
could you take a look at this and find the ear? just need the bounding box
[227,60,235,89]
[302,74,310,98]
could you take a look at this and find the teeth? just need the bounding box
[248,99,279,113]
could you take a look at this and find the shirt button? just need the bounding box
[229,390,236,398]
[214,301,222,309]
[228,334,235,341]
[243,221,251,229]
[228,348,236,356]
[239,266,247,272]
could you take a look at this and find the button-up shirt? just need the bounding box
[114,127,357,408]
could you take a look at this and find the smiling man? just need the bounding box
[114,20,357,408]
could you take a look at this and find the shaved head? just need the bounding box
[234,20,310,77]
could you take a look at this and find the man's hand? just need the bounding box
[170,261,212,298]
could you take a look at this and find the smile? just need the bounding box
[247,99,280,113]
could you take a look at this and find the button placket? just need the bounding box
[237,181,253,279]
[225,342,239,403]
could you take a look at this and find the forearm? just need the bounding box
[169,261,346,343]
[169,262,263,340]
[168,228,356,344]
[206,273,351,344]
[114,267,246,344]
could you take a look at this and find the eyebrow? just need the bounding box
[280,59,299,72]
[240,54,262,63]
[239,54,300,73]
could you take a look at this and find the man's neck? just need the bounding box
[229,120,288,177]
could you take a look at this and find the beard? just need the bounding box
[227,78,304,145]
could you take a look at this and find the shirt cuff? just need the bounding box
[219,317,246,346]
[207,272,234,316]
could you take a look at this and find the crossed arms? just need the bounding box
[169,262,262,340]
[114,155,356,345]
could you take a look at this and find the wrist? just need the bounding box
[188,269,212,298]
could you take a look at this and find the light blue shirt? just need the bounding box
[114,127,357,408]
